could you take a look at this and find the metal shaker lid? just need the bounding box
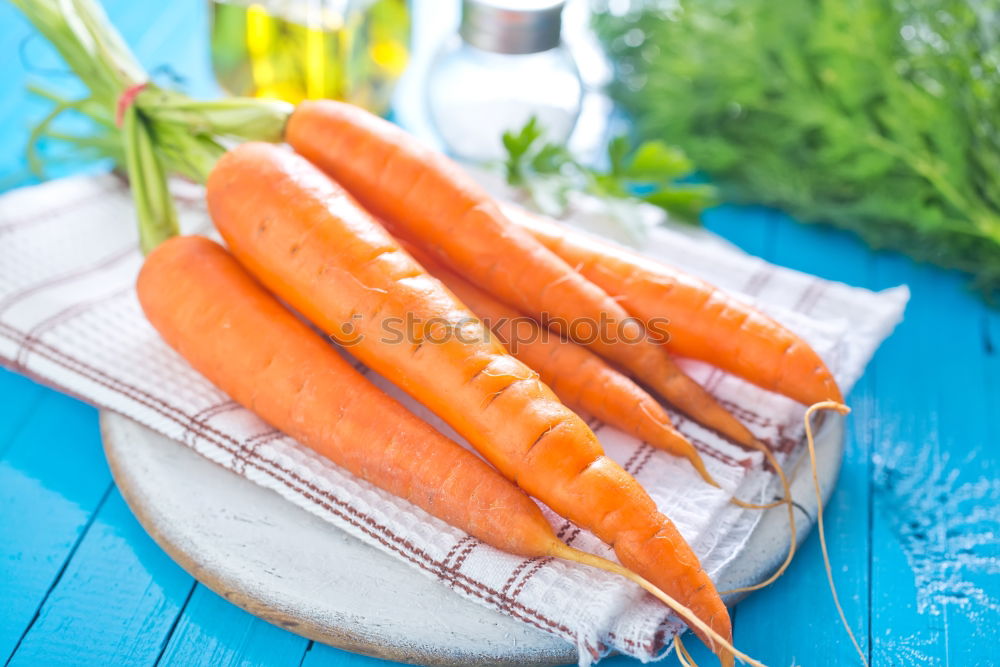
[459,0,566,55]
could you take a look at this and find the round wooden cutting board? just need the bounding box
[102,411,844,666]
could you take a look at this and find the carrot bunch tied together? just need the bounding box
[14,2,854,665]
[206,143,735,659]
[138,234,760,667]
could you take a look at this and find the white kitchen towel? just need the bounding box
[0,173,907,664]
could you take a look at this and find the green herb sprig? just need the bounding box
[502,116,715,243]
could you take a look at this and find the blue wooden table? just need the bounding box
[1,2,998,666]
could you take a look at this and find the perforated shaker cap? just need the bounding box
[459,0,566,55]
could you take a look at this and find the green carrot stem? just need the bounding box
[13,0,301,251]
[151,122,227,184]
[121,106,178,254]
[142,91,294,143]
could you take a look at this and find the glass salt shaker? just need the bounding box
[426,0,582,163]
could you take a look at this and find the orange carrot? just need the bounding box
[284,99,757,449]
[399,237,717,486]
[206,143,734,661]
[137,235,557,555]
[138,235,762,667]
[503,206,843,406]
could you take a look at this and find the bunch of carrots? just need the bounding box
[15,2,864,666]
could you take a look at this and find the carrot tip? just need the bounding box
[549,542,763,667]
[687,452,720,488]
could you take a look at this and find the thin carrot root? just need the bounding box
[695,401,865,664]
[804,401,869,667]
[721,439,797,595]
[674,633,699,667]
[632,402,718,488]
[729,497,786,511]
[687,448,721,489]
[549,542,767,667]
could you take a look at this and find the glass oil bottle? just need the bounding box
[210,0,410,114]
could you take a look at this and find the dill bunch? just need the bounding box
[595,0,1000,299]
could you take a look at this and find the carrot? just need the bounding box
[137,235,762,667]
[503,206,843,406]
[284,99,757,449]
[206,143,734,661]
[136,235,554,555]
[398,237,718,486]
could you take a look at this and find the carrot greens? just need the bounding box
[12,0,293,252]
[595,0,1000,299]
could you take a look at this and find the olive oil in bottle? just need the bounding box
[210,0,410,114]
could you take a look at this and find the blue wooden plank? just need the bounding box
[158,584,309,667]
[926,298,1000,667]
[117,0,219,100]
[300,642,421,667]
[702,203,775,258]
[0,1,54,192]
[767,210,876,284]
[8,488,195,666]
[985,307,999,445]
[868,254,1000,667]
[0,368,46,458]
[0,390,111,662]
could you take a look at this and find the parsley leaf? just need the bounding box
[501,116,715,239]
